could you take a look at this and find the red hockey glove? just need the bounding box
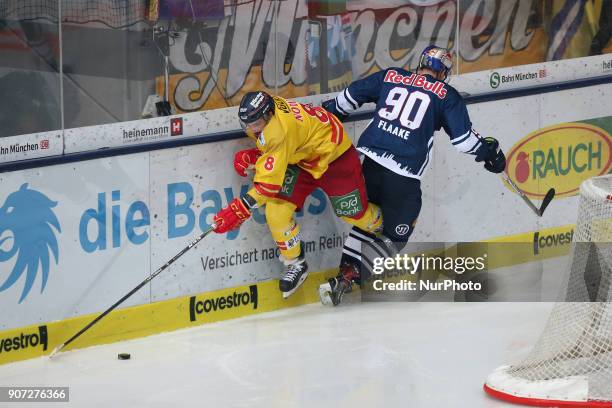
[234,148,261,177]
[213,198,251,233]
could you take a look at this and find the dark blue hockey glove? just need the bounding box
[475,137,506,174]
[321,99,348,122]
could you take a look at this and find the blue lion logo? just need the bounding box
[0,184,61,303]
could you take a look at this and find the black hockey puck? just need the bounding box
[117,353,131,360]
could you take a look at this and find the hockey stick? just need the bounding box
[502,172,555,217]
[472,133,555,217]
[50,225,216,358]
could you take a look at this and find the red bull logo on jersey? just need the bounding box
[383,70,447,99]
[506,122,612,199]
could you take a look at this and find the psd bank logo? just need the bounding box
[0,184,61,303]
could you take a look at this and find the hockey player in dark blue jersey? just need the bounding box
[318,45,506,306]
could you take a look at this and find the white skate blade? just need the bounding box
[282,271,309,299]
[318,282,333,306]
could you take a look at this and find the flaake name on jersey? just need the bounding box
[378,119,410,140]
[383,70,448,99]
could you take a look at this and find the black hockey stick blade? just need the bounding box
[538,188,555,216]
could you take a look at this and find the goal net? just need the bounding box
[484,174,612,407]
[0,1,226,27]
[0,1,150,28]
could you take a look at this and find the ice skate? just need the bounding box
[279,254,309,299]
[319,263,360,306]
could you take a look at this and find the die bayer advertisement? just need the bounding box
[0,140,346,331]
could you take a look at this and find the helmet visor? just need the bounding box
[239,118,249,131]
[240,117,267,138]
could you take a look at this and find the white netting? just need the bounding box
[485,175,612,406]
[0,1,150,28]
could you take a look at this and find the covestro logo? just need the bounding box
[533,230,574,255]
[189,285,258,322]
[0,326,48,353]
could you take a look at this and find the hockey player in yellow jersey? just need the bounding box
[213,91,382,298]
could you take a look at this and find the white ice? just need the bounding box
[0,300,556,408]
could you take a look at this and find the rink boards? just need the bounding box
[0,268,340,365]
[1,78,611,366]
[0,223,575,365]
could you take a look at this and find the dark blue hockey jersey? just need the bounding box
[331,68,482,179]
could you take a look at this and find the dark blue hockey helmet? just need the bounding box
[418,45,453,82]
[238,91,275,130]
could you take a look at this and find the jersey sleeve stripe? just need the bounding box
[451,130,471,146]
[334,98,349,116]
[452,129,481,153]
[337,89,358,113]
[466,140,482,154]
[329,114,344,145]
[255,182,281,197]
[344,89,359,109]
[299,156,320,169]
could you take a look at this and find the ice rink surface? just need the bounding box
[0,300,556,408]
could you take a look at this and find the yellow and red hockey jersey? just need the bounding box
[246,96,351,205]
